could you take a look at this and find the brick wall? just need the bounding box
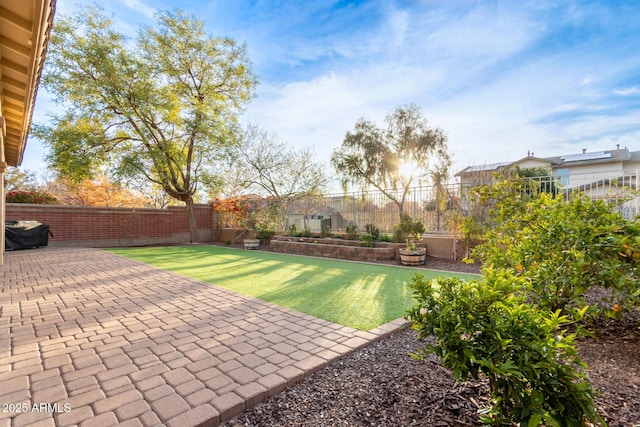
[5,203,215,247]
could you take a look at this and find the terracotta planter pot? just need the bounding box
[399,248,426,266]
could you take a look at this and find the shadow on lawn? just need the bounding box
[111,245,462,330]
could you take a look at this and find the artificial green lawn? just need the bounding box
[107,245,478,331]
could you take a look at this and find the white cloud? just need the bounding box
[386,8,409,47]
[613,86,640,96]
[119,0,155,20]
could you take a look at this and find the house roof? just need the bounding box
[456,148,639,177]
[455,156,555,177]
[544,148,633,167]
[1,0,56,167]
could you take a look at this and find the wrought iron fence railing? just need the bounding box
[283,169,639,234]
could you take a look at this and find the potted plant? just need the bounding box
[243,235,261,250]
[394,214,426,265]
[245,197,281,249]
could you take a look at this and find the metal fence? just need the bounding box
[284,170,639,234]
[285,184,461,234]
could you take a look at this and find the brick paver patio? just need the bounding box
[0,247,407,426]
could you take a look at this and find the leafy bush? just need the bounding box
[300,225,311,237]
[213,196,281,240]
[256,228,275,242]
[459,174,555,257]
[345,223,358,240]
[320,224,331,238]
[393,213,425,244]
[379,232,393,242]
[358,233,375,247]
[406,271,606,426]
[6,190,59,204]
[364,224,380,241]
[288,224,298,236]
[470,188,640,316]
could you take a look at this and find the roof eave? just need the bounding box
[1,0,56,167]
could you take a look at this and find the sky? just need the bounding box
[23,0,640,184]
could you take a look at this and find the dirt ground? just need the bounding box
[221,324,639,426]
[218,246,639,426]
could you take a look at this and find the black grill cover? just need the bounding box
[5,220,52,250]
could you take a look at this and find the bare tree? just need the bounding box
[232,124,328,208]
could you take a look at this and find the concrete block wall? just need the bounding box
[270,235,459,261]
[270,239,396,261]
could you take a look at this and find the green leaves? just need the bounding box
[331,104,451,217]
[469,178,640,317]
[407,273,607,426]
[36,5,258,241]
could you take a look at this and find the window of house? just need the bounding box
[555,168,569,187]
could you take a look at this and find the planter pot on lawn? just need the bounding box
[243,239,260,250]
[399,248,426,266]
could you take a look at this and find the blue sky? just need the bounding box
[24,0,640,181]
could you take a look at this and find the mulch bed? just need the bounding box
[217,243,639,426]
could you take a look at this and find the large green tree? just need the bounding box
[331,103,451,219]
[33,6,257,242]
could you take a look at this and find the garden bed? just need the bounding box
[269,234,465,262]
[270,237,397,261]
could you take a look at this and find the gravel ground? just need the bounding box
[218,247,639,427]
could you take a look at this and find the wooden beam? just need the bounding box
[0,5,33,32]
[3,89,25,103]
[1,110,22,123]
[1,57,28,75]
[2,97,24,111]
[0,35,31,57]
[1,75,27,91]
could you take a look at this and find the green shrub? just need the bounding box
[364,224,380,241]
[345,223,358,240]
[470,189,640,316]
[6,190,59,204]
[379,232,392,242]
[300,225,311,237]
[320,224,331,238]
[288,224,299,237]
[393,213,425,244]
[406,271,606,426]
[358,233,375,247]
[256,228,275,242]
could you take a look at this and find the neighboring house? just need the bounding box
[456,146,640,218]
[455,155,554,187]
[456,146,640,190]
[1,0,57,264]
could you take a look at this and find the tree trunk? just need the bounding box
[185,197,200,243]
